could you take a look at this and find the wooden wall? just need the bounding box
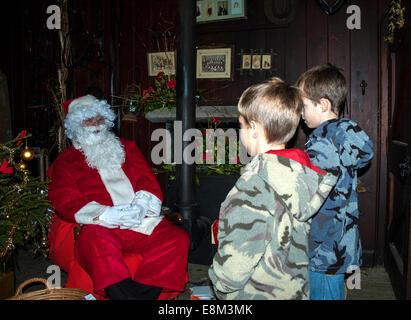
[0,0,391,266]
[0,1,59,148]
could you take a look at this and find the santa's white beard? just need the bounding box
[74,125,125,170]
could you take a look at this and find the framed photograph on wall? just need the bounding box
[196,0,246,23]
[196,47,233,80]
[252,55,261,69]
[262,55,272,69]
[147,51,175,77]
[242,55,251,69]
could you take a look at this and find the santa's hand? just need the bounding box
[99,204,142,226]
[131,191,162,217]
[118,205,145,228]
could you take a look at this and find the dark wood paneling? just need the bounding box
[384,0,411,297]
[306,0,328,69]
[327,1,351,117]
[284,0,307,84]
[378,0,391,265]
[284,0,307,150]
[350,0,380,263]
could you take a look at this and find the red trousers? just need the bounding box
[74,219,190,295]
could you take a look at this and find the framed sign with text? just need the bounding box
[196,47,233,80]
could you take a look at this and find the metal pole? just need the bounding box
[109,0,119,135]
[176,0,199,248]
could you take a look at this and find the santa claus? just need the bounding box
[47,95,190,300]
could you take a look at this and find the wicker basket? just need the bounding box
[7,278,90,300]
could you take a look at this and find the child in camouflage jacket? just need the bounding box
[297,64,374,300]
[208,78,337,300]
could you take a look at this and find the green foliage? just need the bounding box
[157,117,244,185]
[385,0,406,43]
[0,132,53,258]
[127,72,205,116]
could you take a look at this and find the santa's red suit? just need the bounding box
[47,133,190,298]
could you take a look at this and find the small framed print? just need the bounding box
[231,0,242,14]
[242,55,251,69]
[147,51,175,76]
[205,2,214,18]
[262,55,272,69]
[196,47,233,80]
[252,55,261,69]
[196,3,202,18]
[196,0,246,23]
[217,0,228,17]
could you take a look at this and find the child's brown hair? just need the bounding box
[296,63,347,115]
[238,77,303,145]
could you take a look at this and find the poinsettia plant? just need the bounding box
[159,117,244,184]
[128,72,204,116]
[197,117,243,175]
[129,72,176,115]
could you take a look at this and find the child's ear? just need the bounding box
[249,120,258,139]
[319,98,332,113]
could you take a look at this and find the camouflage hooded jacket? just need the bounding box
[306,118,374,275]
[208,150,337,300]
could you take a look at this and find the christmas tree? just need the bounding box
[0,131,53,260]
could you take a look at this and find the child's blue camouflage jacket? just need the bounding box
[305,118,374,275]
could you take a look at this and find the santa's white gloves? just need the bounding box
[131,191,162,217]
[99,204,145,227]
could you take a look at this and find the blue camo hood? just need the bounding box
[308,118,374,172]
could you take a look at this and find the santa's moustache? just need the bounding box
[74,124,125,170]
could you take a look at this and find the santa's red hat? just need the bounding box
[63,95,97,116]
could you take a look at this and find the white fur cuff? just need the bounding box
[132,191,162,216]
[74,201,117,228]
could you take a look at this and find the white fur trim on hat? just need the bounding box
[67,95,98,115]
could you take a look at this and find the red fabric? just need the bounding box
[47,138,163,224]
[57,222,187,300]
[47,139,188,299]
[48,215,77,272]
[266,148,326,175]
[0,159,13,174]
[212,219,219,248]
[65,254,143,300]
[62,98,78,116]
[74,219,190,295]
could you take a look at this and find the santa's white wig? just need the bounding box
[63,95,116,141]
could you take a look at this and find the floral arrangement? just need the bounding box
[126,72,204,116]
[160,117,244,184]
[128,72,176,116]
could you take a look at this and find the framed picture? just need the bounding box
[196,0,246,23]
[252,55,261,69]
[262,55,272,69]
[242,55,251,69]
[196,47,233,80]
[147,51,175,77]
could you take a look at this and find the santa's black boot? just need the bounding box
[105,278,162,300]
